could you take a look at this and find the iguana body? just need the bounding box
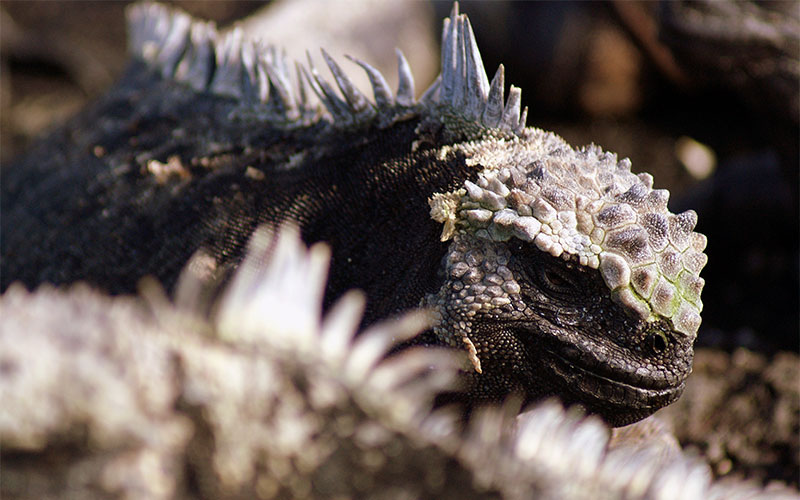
[1,2,707,425]
[1,61,451,323]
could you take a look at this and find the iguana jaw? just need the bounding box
[545,349,687,426]
[506,322,691,426]
[450,318,692,426]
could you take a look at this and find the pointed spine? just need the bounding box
[440,3,458,106]
[453,15,467,109]
[173,20,216,91]
[156,10,191,79]
[304,52,351,123]
[482,65,505,127]
[321,49,373,117]
[395,49,416,107]
[346,55,394,109]
[294,61,309,109]
[210,27,244,98]
[239,39,260,103]
[516,106,528,134]
[463,17,489,119]
[500,85,522,131]
[255,45,272,103]
[259,47,300,119]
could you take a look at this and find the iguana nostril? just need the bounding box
[648,330,668,354]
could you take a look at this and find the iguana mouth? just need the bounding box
[545,349,685,416]
[508,324,689,423]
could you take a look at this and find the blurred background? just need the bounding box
[1,0,797,488]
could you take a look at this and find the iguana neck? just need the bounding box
[253,120,482,324]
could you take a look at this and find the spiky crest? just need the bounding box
[126,1,526,132]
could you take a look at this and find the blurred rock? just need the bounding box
[659,0,800,125]
[657,347,800,487]
[236,0,438,104]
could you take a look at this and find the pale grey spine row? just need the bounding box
[126,2,528,133]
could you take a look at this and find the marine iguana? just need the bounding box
[0,2,707,426]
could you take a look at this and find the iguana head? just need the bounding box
[424,5,706,426]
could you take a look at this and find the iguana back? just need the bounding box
[1,63,464,323]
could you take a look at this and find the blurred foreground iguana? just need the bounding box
[1,2,707,426]
[6,226,792,499]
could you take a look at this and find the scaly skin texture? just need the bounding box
[425,232,691,424]
[0,2,706,426]
[1,65,459,325]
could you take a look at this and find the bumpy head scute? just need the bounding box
[431,136,707,338]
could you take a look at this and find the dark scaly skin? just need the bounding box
[2,63,472,326]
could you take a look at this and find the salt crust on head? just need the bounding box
[431,130,707,338]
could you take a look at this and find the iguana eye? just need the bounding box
[540,267,577,294]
